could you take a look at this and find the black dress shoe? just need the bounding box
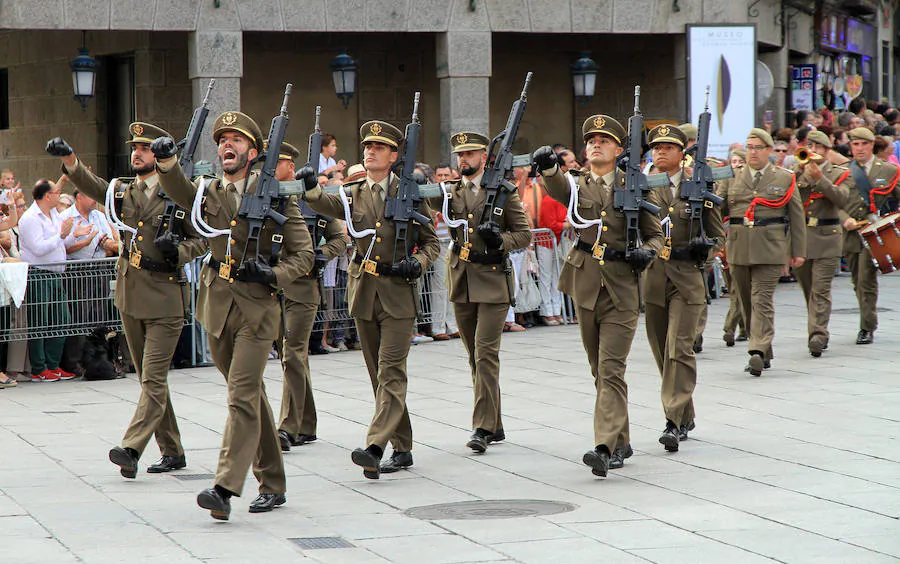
[487,429,505,443]
[809,337,825,358]
[609,444,633,469]
[723,333,735,347]
[308,346,329,355]
[351,447,381,480]
[466,429,490,453]
[278,430,292,452]
[692,335,703,353]
[679,420,695,441]
[380,451,413,473]
[856,330,874,345]
[109,446,138,479]
[293,434,317,446]
[147,454,186,473]
[659,422,679,452]
[736,334,748,342]
[745,353,768,376]
[248,492,286,513]
[197,487,231,521]
[582,447,610,477]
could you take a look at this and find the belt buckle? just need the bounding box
[808,217,819,227]
[743,217,754,227]
[362,259,379,277]
[129,250,142,269]
[592,242,607,264]
[218,255,232,280]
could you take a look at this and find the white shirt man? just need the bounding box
[60,193,115,260]
[19,191,77,272]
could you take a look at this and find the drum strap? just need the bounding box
[850,160,872,205]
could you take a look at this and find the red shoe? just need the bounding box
[31,370,61,383]
[56,368,77,381]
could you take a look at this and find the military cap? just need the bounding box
[746,128,775,148]
[677,123,698,141]
[848,127,875,142]
[451,131,489,153]
[731,149,748,162]
[127,122,171,145]
[346,163,366,180]
[272,141,301,161]
[582,114,626,145]
[359,120,403,149]
[213,111,264,152]
[648,124,687,149]
[806,130,832,149]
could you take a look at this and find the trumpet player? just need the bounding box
[791,133,849,357]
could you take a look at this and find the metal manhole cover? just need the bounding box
[289,537,354,549]
[832,307,892,314]
[405,499,577,520]
[171,473,215,481]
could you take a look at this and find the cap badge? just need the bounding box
[222,112,238,126]
[131,124,144,136]
[457,133,468,145]
[658,125,670,137]
[370,123,383,136]
[593,116,606,129]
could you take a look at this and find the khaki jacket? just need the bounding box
[839,157,900,255]
[156,160,315,340]
[542,165,663,312]
[424,180,532,304]
[66,160,206,320]
[643,175,725,307]
[716,165,806,266]
[794,161,850,260]
[303,175,441,321]
[282,213,348,305]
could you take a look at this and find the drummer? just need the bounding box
[840,127,900,346]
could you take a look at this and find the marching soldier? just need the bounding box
[716,129,806,376]
[46,124,205,479]
[423,132,532,452]
[301,120,440,479]
[532,115,663,477]
[643,125,724,450]
[839,127,900,345]
[273,142,348,451]
[151,112,315,519]
[792,131,850,357]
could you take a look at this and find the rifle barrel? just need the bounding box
[521,72,533,97]
[201,79,215,106]
[411,91,421,123]
[703,85,710,112]
[634,86,641,114]
[314,105,322,132]
[280,84,293,114]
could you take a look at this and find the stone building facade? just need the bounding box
[0,0,890,185]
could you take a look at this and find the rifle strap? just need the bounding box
[155,191,187,240]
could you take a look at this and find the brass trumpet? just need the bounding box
[795,147,825,165]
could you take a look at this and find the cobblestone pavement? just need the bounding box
[3,273,900,563]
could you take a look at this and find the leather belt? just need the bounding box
[125,249,177,273]
[352,254,400,277]
[574,240,628,261]
[667,249,696,262]
[807,217,840,226]
[729,217,787,226]
[450,241,505,265]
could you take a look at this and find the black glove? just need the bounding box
[150,136,178,160]
[394,257,422,279]
[154,231,180,266]
[531,145,558,172]
[477,223,504,251]
[628,248,655,272]
[235,260,277,285]
[412,170,427,185]
[295,166,318,190]
[314,249,329,272]
[687,236,714,263]
[46,137,73,157]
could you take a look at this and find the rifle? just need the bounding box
[179,79,215,180]
[680,86,725,250]
[238,83,292,266]
[299,105,331,304]
[384,92,431,260]
[480,72,533,227]
[615,86,660,311]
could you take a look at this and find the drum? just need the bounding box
[859,212,900,274]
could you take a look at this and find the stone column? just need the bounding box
[437,32,491,158]
[760,47,788,129]
[188,31,243,164]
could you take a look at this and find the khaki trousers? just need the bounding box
[722,269,745,337]
[210,304,285,496]
[278,300,318,437]
[453,301,508,433]
[795,257,839,344]
[355,296,414,452]
[731,264,783,359]
[577,288,636,453]
[120,313,184,458]
[846,250,879,332]
[645,282,700,427]
[694,304,708,348]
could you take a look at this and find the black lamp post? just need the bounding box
[70,32,98,110]
[571,52,598,105]
[330,50,358,109]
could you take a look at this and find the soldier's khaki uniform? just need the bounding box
[722,267,746,339]
[303,122,440,455]
[838,156,900,334]
[541,143,663,453]
[423,132,532,437]
[644,166,724,429]
[157,112,315,497]
[717,157,806,365]
[278,210,347,439]
[793,159,850,351]
[65,122,205,463]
